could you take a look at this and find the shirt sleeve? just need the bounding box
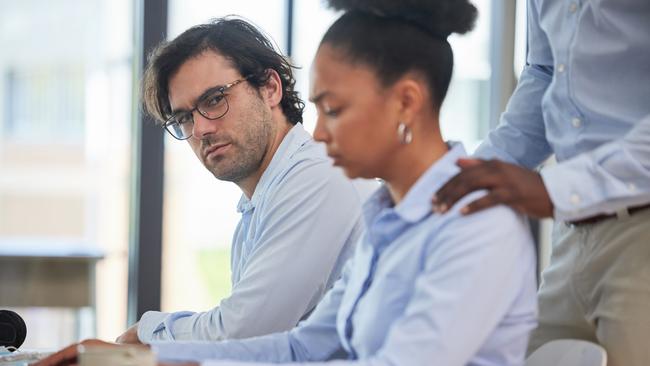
[138,159,364,343]
[151,258,354,363]
[474,0,554,169]
[541,114,650,220]
[197,202,538,366]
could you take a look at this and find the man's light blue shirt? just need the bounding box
[476,0,650,220]
[152,142,538,366]
[138,124,373,342]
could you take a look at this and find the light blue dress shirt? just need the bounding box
[152,142,538,366]
[138,124,374,342]
[476,0,650,221]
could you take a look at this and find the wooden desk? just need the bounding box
[0,239,103,308]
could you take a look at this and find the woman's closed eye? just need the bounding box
[322,103,342,117]
[324,108,340,117]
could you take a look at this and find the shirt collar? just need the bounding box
[362,141,467,225]
[237,124,312,213]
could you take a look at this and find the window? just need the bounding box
[442,0,492,150]
[0,0,133,347]
[291,1,340,133]
[3,66,85,142]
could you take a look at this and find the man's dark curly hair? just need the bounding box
[143,17,304,125]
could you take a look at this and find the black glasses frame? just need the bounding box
[163,76,251,140]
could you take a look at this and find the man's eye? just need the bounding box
[205,94,224,107]
[176,114,193,125]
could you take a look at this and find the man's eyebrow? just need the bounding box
[196,84,226,103]
[170,84,226,115]
[309,90,330,104]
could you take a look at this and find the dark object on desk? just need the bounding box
[0,310,26,351]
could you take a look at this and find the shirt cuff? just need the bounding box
[138,311,170,344]
[150,342,186,362]
[151,341,228,363]
[540,162,590,221]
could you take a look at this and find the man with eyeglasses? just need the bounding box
[115,17,372,344]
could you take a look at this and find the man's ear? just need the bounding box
[259,69,283,108]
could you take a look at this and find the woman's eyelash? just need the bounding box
[324,108,339,116]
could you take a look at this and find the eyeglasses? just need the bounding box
[163,76,250,140]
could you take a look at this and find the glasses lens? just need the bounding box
[165,113,193,140]
[198,90,229,119]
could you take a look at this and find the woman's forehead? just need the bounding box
[311,45,381,98]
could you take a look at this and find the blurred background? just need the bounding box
[0,0,544,348]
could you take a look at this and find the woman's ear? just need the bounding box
[392,76,426,126]
[259,69,283,108]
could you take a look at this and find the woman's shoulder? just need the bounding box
[422,190,535,260]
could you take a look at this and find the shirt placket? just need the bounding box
[234,208,254,282]
[342,213,403,359]
[557,0,585,158]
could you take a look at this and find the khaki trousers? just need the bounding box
[527,207,650,366]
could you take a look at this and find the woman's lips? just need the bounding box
[327,152,343,166]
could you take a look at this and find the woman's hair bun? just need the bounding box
[326,0,478,37]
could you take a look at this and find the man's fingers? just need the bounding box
[434,162,502,213]
[434,174,483,213]
[459,189,511,215]
[116,322,140,344]
[34,344,79,366]
[456,158,482,168]
[34,340,117,366]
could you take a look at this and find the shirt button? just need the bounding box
[569,3,578,13]
[629,183,637,192]
[570,194,581,205]
[571,117,582,128]
[557,64,566,73]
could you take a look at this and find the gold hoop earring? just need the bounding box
[397,122,413,145]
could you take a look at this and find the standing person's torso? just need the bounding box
[534,0,650,161]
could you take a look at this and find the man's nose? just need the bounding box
[192,111,220,139]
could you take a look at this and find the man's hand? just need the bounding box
[433,158,554,218]
[116,322,142,344]
[32,339,117,366]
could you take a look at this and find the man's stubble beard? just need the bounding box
[204,106,275,184]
